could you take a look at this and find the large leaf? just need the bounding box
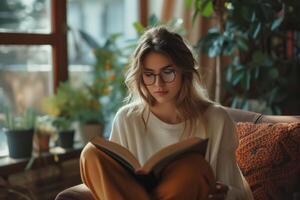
[232,70,245,86]
[78,29,101,49]
[236,36,249,51]
[252,22,261,39]
[197,29,225,57]
[271,16,284,31]
[133,22,145,36]
[201,0,214,17]
[194,0,214,18]
[148,14,159,26]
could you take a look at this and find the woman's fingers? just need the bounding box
[215,182,229,194]
[208,182,229,200]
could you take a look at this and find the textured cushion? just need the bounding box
[236,122,300,200]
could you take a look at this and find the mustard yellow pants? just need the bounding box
[80,143,215,200]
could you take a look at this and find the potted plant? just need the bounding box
[74,86,105,143]
[42,82,104,146]
[52,116,75,149]
[76,30,128,123]
[34,115,57,153]
[2,108,36,158]
[42,82,79,149]
[190,0,300,114]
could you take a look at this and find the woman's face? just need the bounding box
[142,52,182,105]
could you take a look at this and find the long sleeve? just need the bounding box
[216,112,253,200]
[205,105,253,200]
[109,107,129,148]
[216,108,253,200]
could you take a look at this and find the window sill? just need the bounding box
[0,142,84,180]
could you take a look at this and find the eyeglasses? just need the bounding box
[142,68,176,86]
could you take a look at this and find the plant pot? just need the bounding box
[33,134,50,153]
[5,129,34,159]
[80,123,103,144]
[58,130,75,149]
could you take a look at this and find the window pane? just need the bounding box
[67,0,138,85]
[67,0,138,136]
[0,132,7,157]
[0,45,53,115]
[0,0,51,33]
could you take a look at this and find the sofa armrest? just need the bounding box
[55,184,94,200]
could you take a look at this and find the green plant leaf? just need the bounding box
[199,31,224,57]
[185,0,193,8]
[271,16,284,31]
[194,0,214,18]
[252,22,261,38]
[148,14,159,26]
[250,11,256,22]
[226,65,233,82]
[133,22,145,35]
[201,0,213,17]
[78,29,101,49]
[232,71,245,86]
[242,100,250,110]
[254,66,260,79]
[237,37,249,51]
[245,70,251,91]
[231,96,239,108]
[223,42,235,56]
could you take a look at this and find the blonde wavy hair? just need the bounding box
[125,26,213,137]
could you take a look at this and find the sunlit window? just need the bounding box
[0,0,51,33]
[67,0,138,86]
[0,0,140,155]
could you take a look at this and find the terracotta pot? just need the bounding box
[33,133,50,153]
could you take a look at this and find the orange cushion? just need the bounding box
[236,122,300,200]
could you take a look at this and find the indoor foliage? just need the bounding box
[190,0,300,114]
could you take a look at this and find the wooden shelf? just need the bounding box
[0,143,83,179]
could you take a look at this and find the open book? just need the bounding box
[91,137,209,190]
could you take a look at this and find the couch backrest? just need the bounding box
[224,107,300,123]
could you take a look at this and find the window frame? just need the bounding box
[0,0,148,91]
[0,0,68,91]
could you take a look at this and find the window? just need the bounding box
[0,0,146,155]
[0,0,67,156]
[67,0,139,86]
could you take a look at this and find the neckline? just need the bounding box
[148,111,185,130]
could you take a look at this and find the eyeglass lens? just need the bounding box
[142,69,176,85]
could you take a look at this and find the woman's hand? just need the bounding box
[208,182,229,200]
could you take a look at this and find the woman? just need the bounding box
[80,26,253,200]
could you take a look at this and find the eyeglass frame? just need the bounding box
[142,67,177,86]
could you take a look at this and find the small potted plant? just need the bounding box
[42,82,78,149]
[52,116,75,149]
[34,115,57,153]
[75,85,105,143]
[2,108,36,158]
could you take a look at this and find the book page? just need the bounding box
[91,137,141,170]
[141,137,208,174]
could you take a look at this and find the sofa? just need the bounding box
[55,107,300,200]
